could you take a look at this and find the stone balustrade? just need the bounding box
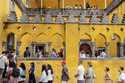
[6,11,125,24]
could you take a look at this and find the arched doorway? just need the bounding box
[80,43,92,57]
[7,33,15,50]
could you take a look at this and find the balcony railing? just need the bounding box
[26,8,104,17]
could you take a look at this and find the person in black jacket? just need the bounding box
[24,47,31,58]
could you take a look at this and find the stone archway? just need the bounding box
[80,43,92,56]
[80,41,92,57]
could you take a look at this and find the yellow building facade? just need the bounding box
[1,0,125,83]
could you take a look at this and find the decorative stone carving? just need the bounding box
[20,13,29,22]
[33,14,41,23]
[7,11,17,22]
[9,0,15,12]
[44,14,53,23]
[122,14,125,24]
[79,13,87,23]
[111,13,121,24]
[66,13,77,23]
[56,12,64,24]
[101,14,109,24]
[7,0,17,22]
[90,14,100,24]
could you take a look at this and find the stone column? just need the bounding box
[105,42,110,56]
[92,42,96,57]
[120,42,124,57]
[2,41,7,51]
[16,41,21,57]
[65,24,79,83]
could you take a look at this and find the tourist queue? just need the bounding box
[0,50,125,83]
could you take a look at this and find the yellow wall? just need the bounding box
[4,24,125,57]
[1,0,125,83]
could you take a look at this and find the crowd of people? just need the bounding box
[24,47,64,59]
[0,49,125,83]
[75,61,125,83]
[80,49,108,59]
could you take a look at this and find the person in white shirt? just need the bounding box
[80,51,86,59]
[0,51,9,82]
[47,64,54,83]
[39,64,48,83]
[118,66,125,83]
[18,63,26,83]
[86,62,96,83]
[75,61,85,83]
[100,49,107,58]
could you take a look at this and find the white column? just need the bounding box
[41,0,43,8]
[105,42,110,56]
[105,0,107,9]
[62,0,64,8]
[84,0,86,9]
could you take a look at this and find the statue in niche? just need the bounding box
[20,13,29,22]
[56,12,64,24]
[111,13,121,24]
[9,0,15,12]
[67,13,76,23]
[33,14,41,23]
[79,13,87,23]
[90,14,100,24]
[101,14,109,24]
[44,13,52,23]
[7,0,17,21]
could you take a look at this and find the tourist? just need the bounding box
[8,61,20,83]
[80,50,86,59]
[100,49,107,58]
[61,61,69,83]
[86,62,96,83]
[47,64,54,83]
[37,50,44,59]
[104,67,112,83]
[28,62,36,83]
[51,48,58,58]
[11,49,17,63]
[24,47,31,58]
[0,51,9,82]
[2,51,8,79]
[75,61,85,83]
[39,64,48,83]
[117,66,125,83]
[18,63,26,83]
[58,48,64,58]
